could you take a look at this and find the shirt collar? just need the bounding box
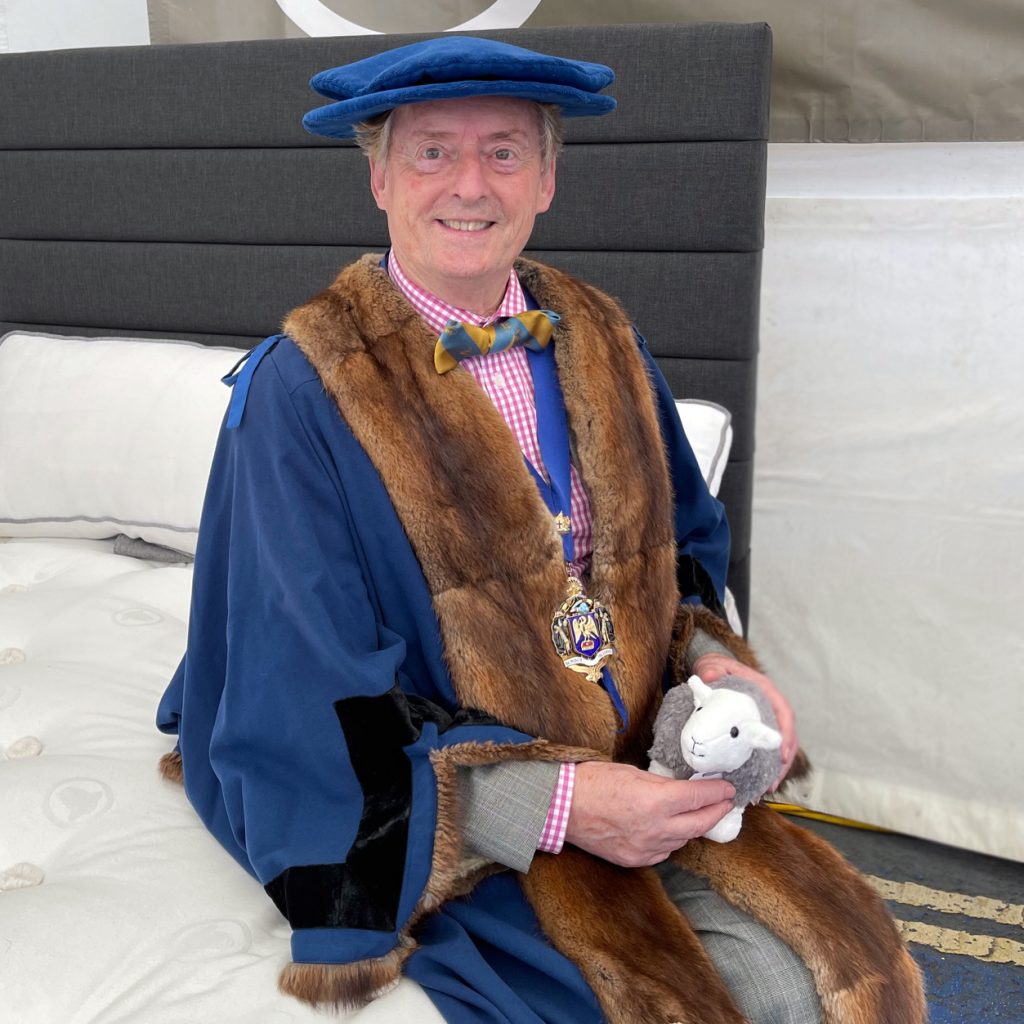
[387,250,526,336]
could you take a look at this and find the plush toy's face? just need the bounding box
[680,681,782,774]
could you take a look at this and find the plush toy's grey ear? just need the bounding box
[748,721,783,750]
[648,683,696,771]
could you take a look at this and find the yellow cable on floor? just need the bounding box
[765,800,894,833]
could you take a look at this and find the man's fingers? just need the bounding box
[643,847,685,866]
[668,799,734,840]
[568,765,741,865]
[696,661,725,682]
[632,800,737,862]
[660,779,735,815]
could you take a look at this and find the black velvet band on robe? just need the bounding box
[265,685,499,932]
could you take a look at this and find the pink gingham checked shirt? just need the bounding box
[388,253,577,853]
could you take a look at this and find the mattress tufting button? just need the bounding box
[0,648,26,664]
[6,736,43,759]
[0,862,45,891]
[44,778,114,826]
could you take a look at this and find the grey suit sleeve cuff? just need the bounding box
[685,626,733,675]
[456,759,561,873]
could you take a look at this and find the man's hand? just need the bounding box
[691,653,798,790]
[563,761,735,867]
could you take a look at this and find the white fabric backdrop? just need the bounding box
[753,141,1024,861]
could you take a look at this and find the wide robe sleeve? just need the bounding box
[156,339,587,1007]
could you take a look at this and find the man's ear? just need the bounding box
[536,157,557,215]
[369,156,388,212]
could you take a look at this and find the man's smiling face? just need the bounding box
[369,95,556,313]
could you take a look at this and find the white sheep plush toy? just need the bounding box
[648,674,782,843]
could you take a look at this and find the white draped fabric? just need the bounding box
[754,142,1024,861]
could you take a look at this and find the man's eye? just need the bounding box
[494,148,514,161]
[421,146,442,160]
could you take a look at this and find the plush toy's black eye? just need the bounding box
[730,726,739,738]
[695,706,702,712]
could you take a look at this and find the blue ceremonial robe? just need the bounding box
[157,326,730,1023]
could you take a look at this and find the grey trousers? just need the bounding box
[655,861,824,1024]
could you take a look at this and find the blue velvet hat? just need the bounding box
[303,35,616,139]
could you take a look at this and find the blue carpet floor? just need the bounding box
[789,817,1024,1023]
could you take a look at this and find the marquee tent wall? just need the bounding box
[757,142,1024,861]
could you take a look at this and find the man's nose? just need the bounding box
[449,153,489,202]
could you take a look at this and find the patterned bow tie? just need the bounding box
[434,309,561,374]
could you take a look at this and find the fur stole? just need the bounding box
[273,254,925,1023]
[284,253,677,764]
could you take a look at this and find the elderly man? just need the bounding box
[158,36,924,1024]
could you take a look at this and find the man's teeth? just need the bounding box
[441,220,490,231]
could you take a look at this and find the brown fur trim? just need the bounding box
[523,807,926,1024]
[523,847,746,1024]
[285,254,677,759]
[278,937,415,1011]
[276,741,589,1010]
[786,747,812,783]
[668,602,698,682]
[425,740,605,909]
[674,805,926,1024]
[158,750,183,784]
[516,258,678,765]
[673,602,764,674]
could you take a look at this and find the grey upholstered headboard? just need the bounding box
[0,22,770,623]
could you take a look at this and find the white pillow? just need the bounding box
[0,332,243,555]
[674,399,744,634]
[675,399,733,497]
[0,332,736,562]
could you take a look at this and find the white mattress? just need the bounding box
[0,537,442,1024]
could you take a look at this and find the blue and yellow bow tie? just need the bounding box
[434,310,561,374]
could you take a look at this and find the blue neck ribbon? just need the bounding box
[524,343,630,732]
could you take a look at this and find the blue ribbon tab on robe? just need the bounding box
[222,335,283,429]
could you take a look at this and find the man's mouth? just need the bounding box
[438,219,493,232]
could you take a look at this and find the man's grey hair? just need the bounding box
[353,101,564,169]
